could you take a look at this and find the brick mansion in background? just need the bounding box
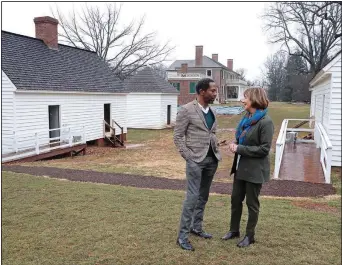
[167,45,248,105]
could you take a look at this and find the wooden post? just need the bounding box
[314,125,320,148]
[274,145,280,179]
[13,131,18,153]
[68,127,72,147]
[82,126,86,143]
[35,132,39,154]
[326,147,332,183]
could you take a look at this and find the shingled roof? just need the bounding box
[1,31,124,93]
[124,67,179,94]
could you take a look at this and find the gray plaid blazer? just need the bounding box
[174,100,222,163]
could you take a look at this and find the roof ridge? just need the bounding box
[148,67,175,91]
[203,55,240,75]
[1,30,96,54]
[125,66,178,93]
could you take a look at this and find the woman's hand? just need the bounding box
[228,143,238,153]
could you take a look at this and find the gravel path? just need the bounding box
[2,165,336,197]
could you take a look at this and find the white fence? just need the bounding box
[2,126,86,163]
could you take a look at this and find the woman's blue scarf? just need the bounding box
[235,109,268,144]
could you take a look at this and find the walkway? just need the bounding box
[2,165,335,197]
[279,142,325,183]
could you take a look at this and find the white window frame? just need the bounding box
[206,69,212,77]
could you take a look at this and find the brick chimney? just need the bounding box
[227,59,233,71]
[212,54,218,62]
[195,46,203,66]
[34,16,59,50]
[181,63,188,73]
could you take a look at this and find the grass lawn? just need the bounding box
[2,172,341,265]
[215,102,311,129]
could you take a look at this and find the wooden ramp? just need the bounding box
[2,144,87,164]
[278,142,325,184]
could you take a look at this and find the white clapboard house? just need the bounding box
[274,55,342,183]
[309,55,341,167]
[125,67,179,129]
[274,55,341,185]
[1,16,128,163]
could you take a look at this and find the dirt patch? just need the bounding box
[2,165,336,198]
[125,144,145,149]
[83,146,118,156]
[214,170,232,181]
[292,201,340,214]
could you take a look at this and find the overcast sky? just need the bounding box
[2,1,280,80]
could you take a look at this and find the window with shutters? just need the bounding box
[189,82,197,94]
[171,82,180,91]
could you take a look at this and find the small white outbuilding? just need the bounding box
[124,67,179,129]
[1,17,128,162]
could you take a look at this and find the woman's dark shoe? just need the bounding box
[221,231,240,240]
[176,238,195,251]
[237,235,255,247]
[190,228,213,239]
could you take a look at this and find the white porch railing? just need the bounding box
[224,79,248,86]
[314,122,333,183]
[274,119,289,179]
[2,126,86,163]
[274,119,315,179]
[167,72,206,79]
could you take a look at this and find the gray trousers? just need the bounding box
[178,156,218,240]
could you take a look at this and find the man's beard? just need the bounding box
[207,98,215,104]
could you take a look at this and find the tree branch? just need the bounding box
[51,3,175,79]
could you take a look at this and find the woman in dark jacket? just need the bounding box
[222,87,274,247]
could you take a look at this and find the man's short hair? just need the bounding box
[196,78,215,94]
[244,87,269,109]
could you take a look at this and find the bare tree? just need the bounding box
[263,51,288,101]
[247,80,254,86]
[310,1,342,39]
[246,78,263,87]
[235,68,247,81]
[283,53,311,102]
[52,4,175,79]
[262,2,341,74]
[150,63,168,80]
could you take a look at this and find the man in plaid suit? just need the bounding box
[174,78,221,251]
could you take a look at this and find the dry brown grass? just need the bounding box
[19,102,315,183]
[291,200,340,215]
[21,129,235,182]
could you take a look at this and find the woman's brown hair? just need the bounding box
[243,87,269,109]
